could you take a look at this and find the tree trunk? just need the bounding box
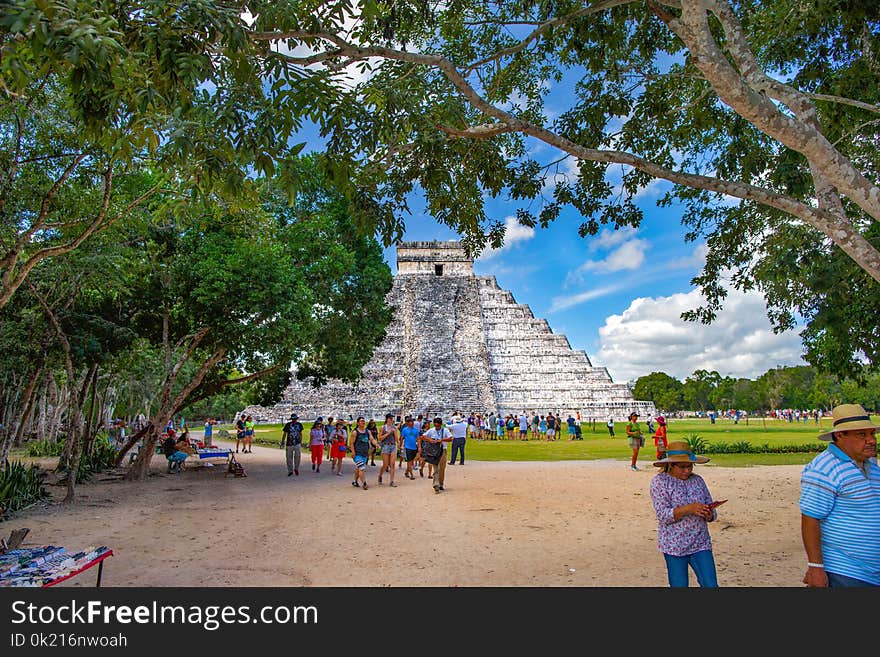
[12,360,45,447]
[61,364,97,504]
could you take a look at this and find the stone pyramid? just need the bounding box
[246,241,656,422]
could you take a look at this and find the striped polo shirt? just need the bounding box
[799,443,880,584]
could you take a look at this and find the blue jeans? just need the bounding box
[827,571,879,587]
[449,438,466,464]
[663,550,718,587]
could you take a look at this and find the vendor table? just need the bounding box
[0,546,113,587]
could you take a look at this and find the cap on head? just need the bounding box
[433,417,443,424]
[290,414,299,420]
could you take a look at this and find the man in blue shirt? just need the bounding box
[800,403,880,587]
[400,416,422,480]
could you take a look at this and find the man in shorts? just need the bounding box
[234,413,247,453]
[400,415,422,480]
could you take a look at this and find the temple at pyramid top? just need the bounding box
[245,240,656,422]
[396,240,474,276]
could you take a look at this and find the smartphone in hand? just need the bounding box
[708,499,728,509]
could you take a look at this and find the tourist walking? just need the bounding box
[280,413,304,476]
[649,441,720,587]
[626,412,644,470]
[800,403,880,587]
[366,418,379,466]
[378,413,400,486]
[607,417,615,437]
[329,419,348,475]
[309,417,325,473]
[323,415,334,462]
[448,414,468,465]
[400,415,421,480]
[396,415,408,469]
[653,415,668,461]
[420,417,453,493]
[350,417,379,489]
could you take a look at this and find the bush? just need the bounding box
[76,437,118,482]
[686,434,709,454]
[0,460,50,518]
[26,439,65,457]
[700,441,825,454]
[56,435,118,483]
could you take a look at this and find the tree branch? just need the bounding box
[462,0,637,73]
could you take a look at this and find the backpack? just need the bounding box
[420,434,444,465]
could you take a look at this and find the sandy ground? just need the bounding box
[2,437,808,587]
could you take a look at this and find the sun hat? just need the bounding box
[290,413,299,420]
[817,404,879,441]
[653,440,710,467]
[656,416,666,425]
[315,416,323,423]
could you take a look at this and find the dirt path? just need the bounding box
[2,438,807,586]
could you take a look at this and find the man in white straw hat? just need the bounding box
[648,440,721,587]
[800,403,880,587]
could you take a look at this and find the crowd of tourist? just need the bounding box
[185,402,879,589]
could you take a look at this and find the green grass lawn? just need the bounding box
[224,416,866,467]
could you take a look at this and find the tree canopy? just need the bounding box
[3,0,879,379]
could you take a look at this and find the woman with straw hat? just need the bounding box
[649,441,722,587]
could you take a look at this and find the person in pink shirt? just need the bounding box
[309,418,325,473]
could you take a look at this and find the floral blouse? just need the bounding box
[649,472,716,556]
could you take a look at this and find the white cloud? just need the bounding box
[477,216,535,261]
[593,288,805,382]
[586,226,638,252]
[549,283,629,312]
[581,239,649,273]
[666,243,708,270]
[565,236,649,286]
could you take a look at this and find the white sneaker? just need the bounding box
[631,465,640,471]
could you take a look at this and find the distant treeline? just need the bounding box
[633,366,880,414]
